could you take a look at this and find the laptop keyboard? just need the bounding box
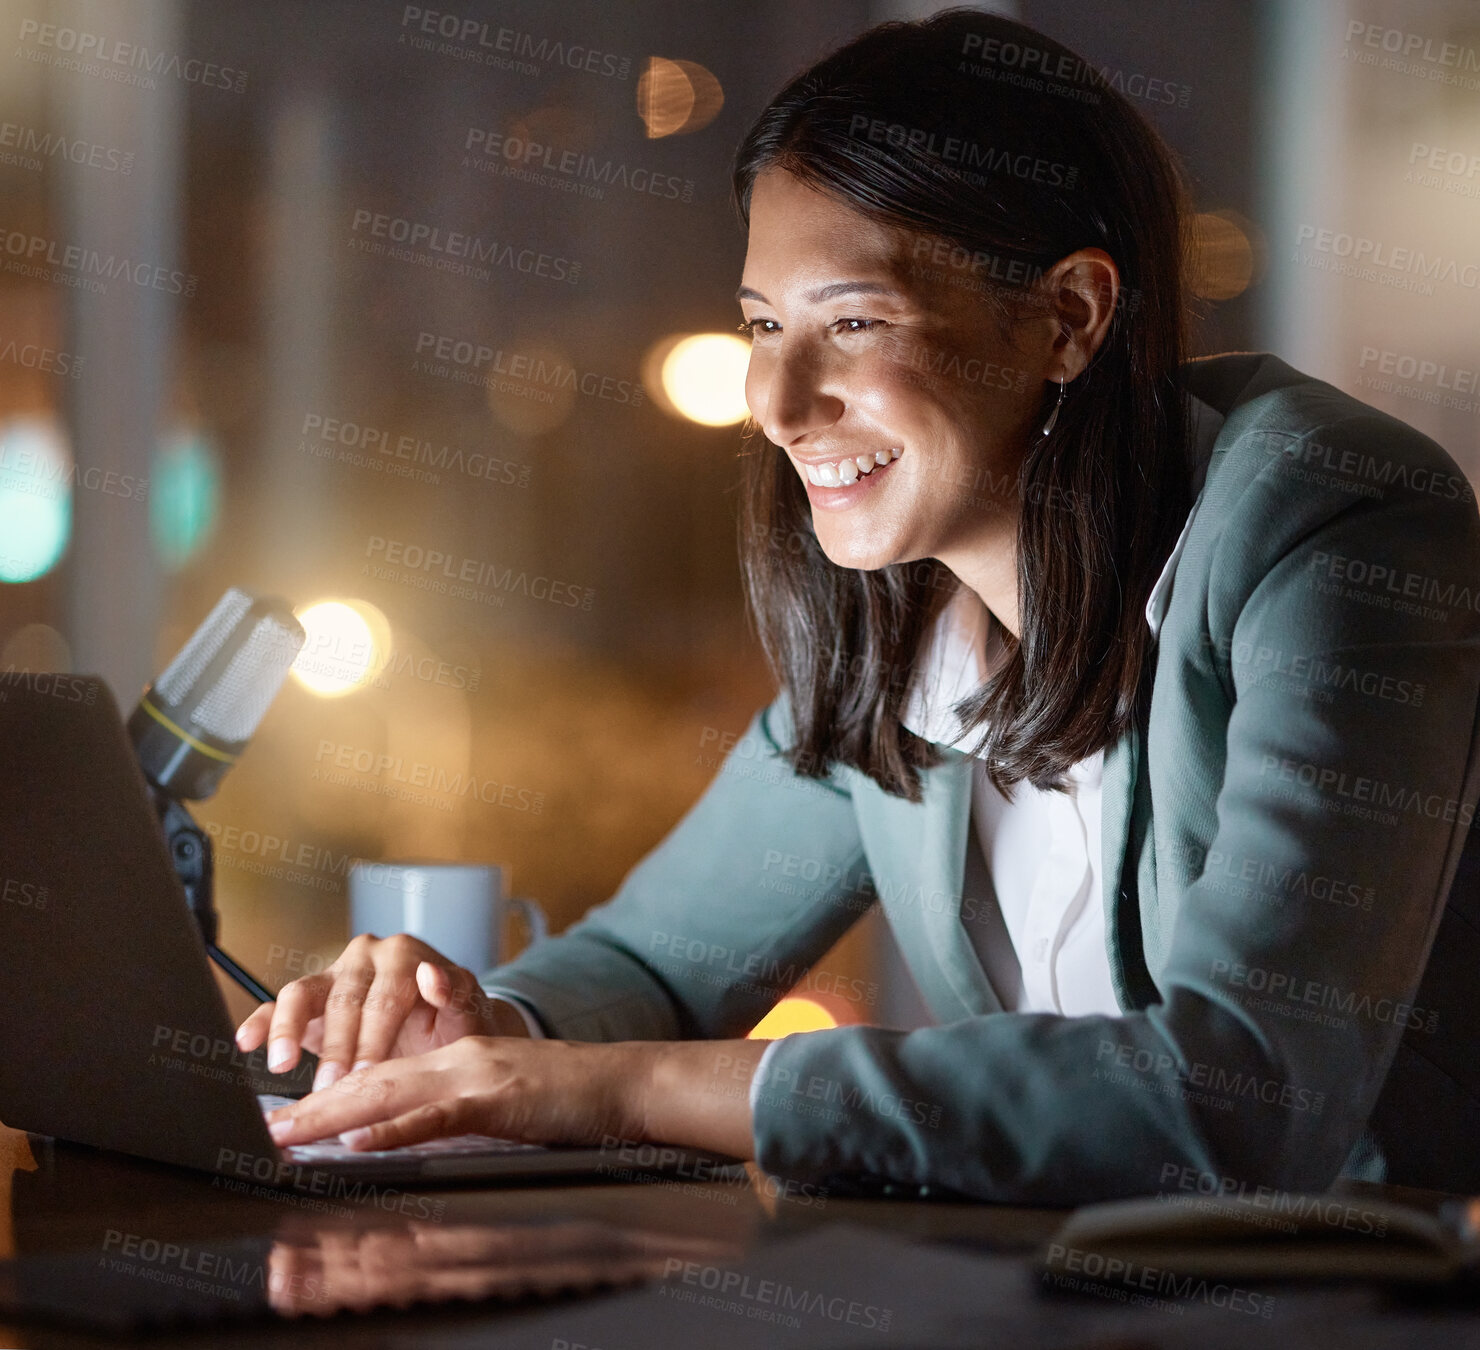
[257,1094,545,1160]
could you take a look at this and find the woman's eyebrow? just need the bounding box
[735,281,903,304]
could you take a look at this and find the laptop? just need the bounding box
[0,672,743,1189]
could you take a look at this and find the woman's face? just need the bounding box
[739,168,1052,575]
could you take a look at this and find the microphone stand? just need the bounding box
[153,793,276,1004]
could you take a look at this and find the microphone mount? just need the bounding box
[151,790,275,1003]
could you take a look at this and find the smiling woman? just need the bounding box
[243,8,1480,1206]
[729,13,1194,800]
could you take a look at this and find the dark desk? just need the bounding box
[4,1122,1480,1349]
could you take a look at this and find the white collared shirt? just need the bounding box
[898,390,1225,1016]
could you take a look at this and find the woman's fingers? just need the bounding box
[234,999,275,1053]
[338,1099,484,1152]
[234,934,485,1084]
[267,1037,651,1152]
[311,966,373,1088]
[266,1058,433,1145]
[255,972,335,1072]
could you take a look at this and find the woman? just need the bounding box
[240,10,1480,1203]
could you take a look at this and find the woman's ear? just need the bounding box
[1044,248,1120,380]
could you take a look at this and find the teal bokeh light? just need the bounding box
[0,417,72,584]
[151,429,221,569]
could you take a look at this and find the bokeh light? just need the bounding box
[748,996,839,1040]
[0,416,72,584]
[653,332,751,426]
[0,622,71,672]
[291,597,391,697]
[1187,210,1257,301]
[151,428,222,569]
[637,57,724,138]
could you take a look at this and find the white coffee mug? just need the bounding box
[347,861,547,976]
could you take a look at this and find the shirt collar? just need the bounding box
[901,389,1225,755]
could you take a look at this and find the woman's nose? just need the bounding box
[751,344,845,447]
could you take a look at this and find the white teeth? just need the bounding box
[801,447,902,488]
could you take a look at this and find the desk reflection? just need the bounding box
[263,1219,738,1317]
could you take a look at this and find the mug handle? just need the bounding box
[506,896,549,951]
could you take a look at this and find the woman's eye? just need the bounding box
[834,318,880,334]
[739,319,780,338]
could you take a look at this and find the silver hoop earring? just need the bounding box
[1041,374,1066,437]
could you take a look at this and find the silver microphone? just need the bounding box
[129,588,306,801]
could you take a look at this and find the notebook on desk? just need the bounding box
[0,674,742,1189]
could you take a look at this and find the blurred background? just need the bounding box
[1,0,1476,1033]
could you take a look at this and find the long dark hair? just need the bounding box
[733,8,1193,801]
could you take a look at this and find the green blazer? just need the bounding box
[486,352,1480,1202]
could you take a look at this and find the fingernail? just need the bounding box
[339,1127,372,1150]
[267,1039,294,1072]
[351,1060,373,1074]
[268,1119,294,1142]
[313,1061,344,1092]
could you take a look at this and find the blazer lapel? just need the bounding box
[1100,724,1154,1011]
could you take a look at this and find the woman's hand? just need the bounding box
[234,933,530,1092]
[263,1035,771,1161]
